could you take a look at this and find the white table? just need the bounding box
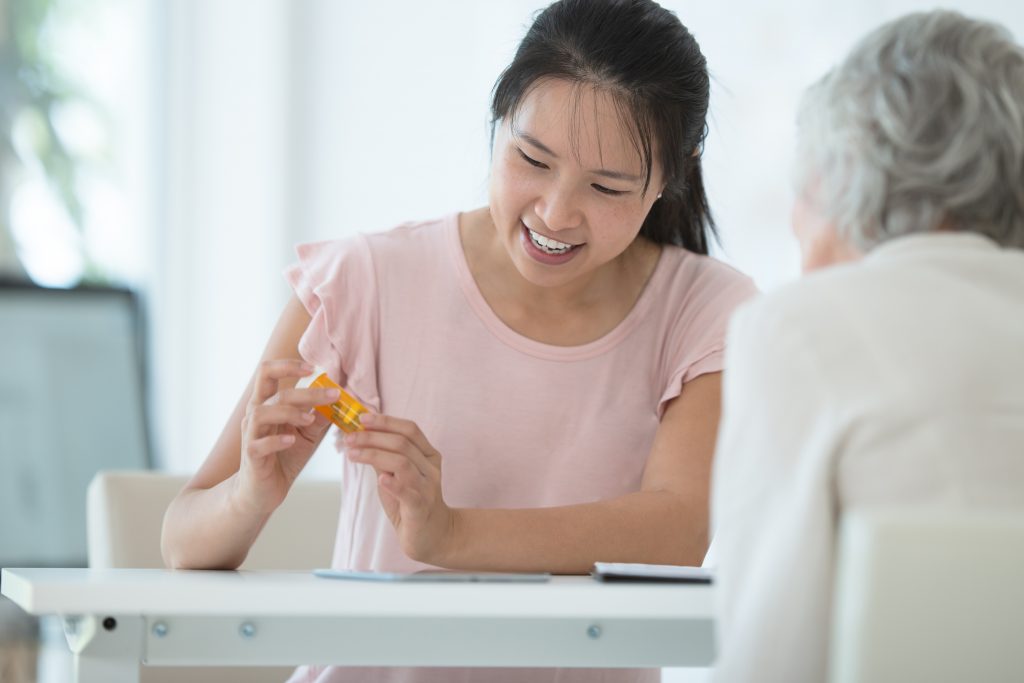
[1,568,715,682]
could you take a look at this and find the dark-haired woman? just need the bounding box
[163,2,756,681]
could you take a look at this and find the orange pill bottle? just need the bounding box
[304,372,369,433]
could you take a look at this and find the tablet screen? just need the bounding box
[314,569,551,582]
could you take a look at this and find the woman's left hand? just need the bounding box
[342,413,455,564]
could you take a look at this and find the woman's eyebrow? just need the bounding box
[512,125,642,183]
[513,126,559,158]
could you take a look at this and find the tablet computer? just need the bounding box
[314,569,551,583]
[591,562,712,583]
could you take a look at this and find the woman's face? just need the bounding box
[488,79,664,289]
[791,186,862,273]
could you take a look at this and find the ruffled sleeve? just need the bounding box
[283,234,381,411]
[657,261,759,417]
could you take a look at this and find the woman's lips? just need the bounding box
[519,222,583,265]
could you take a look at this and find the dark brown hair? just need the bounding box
[491,0,716,253]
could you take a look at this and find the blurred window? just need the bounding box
[1,0,149,288]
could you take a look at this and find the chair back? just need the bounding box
[86,469,341,683]
[87,470,340,570]
[830,507,1024,683]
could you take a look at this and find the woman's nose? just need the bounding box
[535,183,582,232]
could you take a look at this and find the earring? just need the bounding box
[657,193,663,199]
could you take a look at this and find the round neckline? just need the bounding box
[446,211,668,361]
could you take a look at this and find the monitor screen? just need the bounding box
[0,281,151,567]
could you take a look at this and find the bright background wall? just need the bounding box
[152,0,1023,477]
[15,0,1022,474]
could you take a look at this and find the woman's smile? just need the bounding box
[520,221,584,265]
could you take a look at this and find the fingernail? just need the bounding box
[347,448,361,459]
[343,433,356,445]
[361,413,377,425]
[282,435,295,445]
[323,388,340,400]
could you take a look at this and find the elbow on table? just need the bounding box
[159,501,247,571]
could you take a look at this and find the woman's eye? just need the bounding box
[592,184,626,196]
[517,148,547,169]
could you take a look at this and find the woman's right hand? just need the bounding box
[233,358,337,516]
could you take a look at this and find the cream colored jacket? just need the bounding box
[711,233,1024,683]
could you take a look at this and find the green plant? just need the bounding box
[0,0,89,281]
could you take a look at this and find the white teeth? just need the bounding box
[527,228,575,254]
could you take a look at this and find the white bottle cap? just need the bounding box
[294,365,326,390]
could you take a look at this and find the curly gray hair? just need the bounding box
[794,10,1024,249]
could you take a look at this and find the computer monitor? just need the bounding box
[0,280,151,568]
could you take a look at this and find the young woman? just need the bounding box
[162,1,755,681]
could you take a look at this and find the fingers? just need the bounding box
[343,416,443,521]
[244,359,339,441]
[378,471,426,509]
[245,403,315,438]
[359,414,440,462]
[276,385,342,409]
[241,362,339,473]
[354,449,431,523]
[348,447,429,482]
[346,430,433,477]
[250,359,314,407]
[247,433,297,459]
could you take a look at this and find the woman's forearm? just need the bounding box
[160,474,272,570]
[440,489,707,574]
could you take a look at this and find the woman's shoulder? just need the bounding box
[297,213,454,255]
[660,245,757,293]
[293,213,456,277]
[361,213,457,257]
[654,245,760,319]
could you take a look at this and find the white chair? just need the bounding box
[86,470,341,683]
[829,508,1024,683]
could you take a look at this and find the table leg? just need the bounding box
[62,615,142,683]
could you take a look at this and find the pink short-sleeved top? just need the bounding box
[283,213,756,683]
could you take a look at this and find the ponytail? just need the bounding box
[640,154,717,255]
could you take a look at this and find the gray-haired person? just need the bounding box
[710,11,1024,683]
